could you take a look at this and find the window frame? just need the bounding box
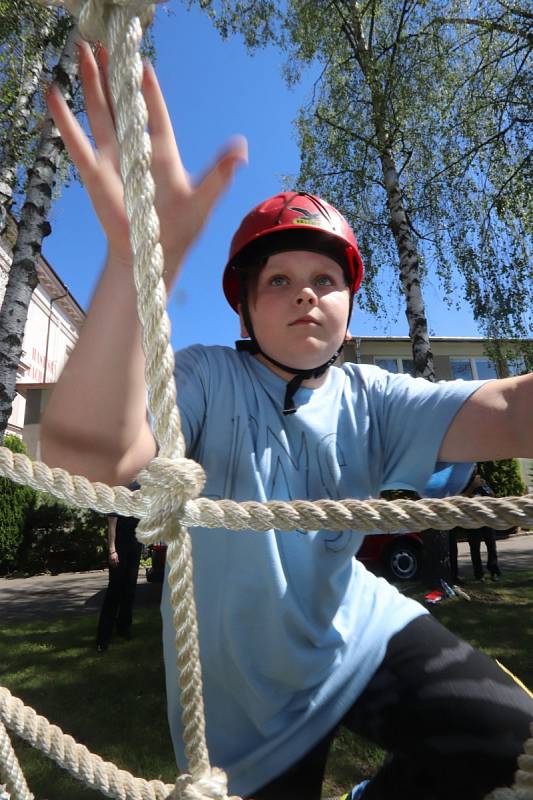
[450,356,498,380]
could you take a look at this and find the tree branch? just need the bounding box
[435,16,533,46]
[315,109,379,150]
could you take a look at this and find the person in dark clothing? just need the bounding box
[452,468,501,584]
[96,510,142,652]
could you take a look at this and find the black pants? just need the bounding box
[96,531,142,646]
[467,528,501,579]
[253,615,533,800]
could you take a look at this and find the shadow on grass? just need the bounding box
[1,608,176,798]
[2,571,532,799]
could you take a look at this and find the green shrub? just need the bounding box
[478,459,527,497]
[0,435,39,573]
[19,495,107,575]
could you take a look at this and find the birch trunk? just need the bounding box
[349,3,435,380]
[0,9,57,235]
[380,147,436,381]
[349,4,445,583]
[0,24,78,439]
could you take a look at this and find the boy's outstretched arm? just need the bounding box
[439,372,533,463]
[41,42,246,485]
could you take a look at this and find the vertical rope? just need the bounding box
[104,3,212,785]
[0,719,33,800]
[106,5,183,462]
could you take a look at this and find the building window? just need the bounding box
[475,358,498,379]
[450,359,474,380]
[375,357,399,373]
[375,357,417,375]
[507,356,526,376]
[450,357,497,380]
[401,358,416,377]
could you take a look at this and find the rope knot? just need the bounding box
[134,456,206,545]
[36,0,157,44]
[173,767,235,800]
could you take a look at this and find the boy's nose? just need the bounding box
[295,286,318,305]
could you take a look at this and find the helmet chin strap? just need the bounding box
[236,277,347,414]
[236,338,344,415]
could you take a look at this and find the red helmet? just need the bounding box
[223,191,364,311]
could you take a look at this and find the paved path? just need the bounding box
[0,567,162,622]
[0,533,531,623]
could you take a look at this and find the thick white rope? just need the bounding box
[1,1,531,798]
[0,448,532,535]
[0,686,174,799]
[0,717,33,800]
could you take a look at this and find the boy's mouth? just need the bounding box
[289,315,320,326]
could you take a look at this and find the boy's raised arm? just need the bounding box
[41,42,246,485]
[438,372,533,463]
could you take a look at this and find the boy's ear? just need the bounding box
[238,304,249,338]
[344,328,353,342]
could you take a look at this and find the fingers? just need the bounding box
[78,41,120,169]
[47,83,97,180]
[93,44,115,126]
[195,136,248,218]
[142,62,188,185]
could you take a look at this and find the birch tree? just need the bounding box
[195,0,532,361]
[0,1,69,232]
[0,23,78,439]
[193,0,531,582]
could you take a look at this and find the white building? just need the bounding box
[0,215,84,458]
[341,336,532,492]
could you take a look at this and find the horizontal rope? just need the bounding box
[0,448,532,533]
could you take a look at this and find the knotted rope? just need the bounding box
[0,1,532,799]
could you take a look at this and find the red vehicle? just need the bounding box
[357,532,424,582]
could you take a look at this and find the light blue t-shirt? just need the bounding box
[161,345,484,796]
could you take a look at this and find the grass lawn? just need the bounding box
[1,570,532,799]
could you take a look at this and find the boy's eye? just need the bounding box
[316,275,334,286]
[270,275,288,287]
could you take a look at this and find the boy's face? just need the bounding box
[239,250,351,372]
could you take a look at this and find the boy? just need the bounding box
[43,44,533,800]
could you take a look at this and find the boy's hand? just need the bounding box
[47,40,247,283]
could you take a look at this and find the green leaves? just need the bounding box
[191,0,532,341]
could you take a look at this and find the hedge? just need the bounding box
[478,458,527,498]
[18,497,107,575]
[0,435,38,573]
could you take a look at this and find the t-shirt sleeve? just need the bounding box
[173,345,210,454]
[362,367,489,496]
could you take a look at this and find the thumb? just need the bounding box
[195,136,248,219]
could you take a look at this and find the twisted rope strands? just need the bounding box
[1,1,530,798]
[104,5,215,794]
[1,446,533,534]
[166,531,210,779]
[182,494,533,532]
[106,5,183,462]
[0,687,174,799]
[0,718,33,800]
[486,724,533,798]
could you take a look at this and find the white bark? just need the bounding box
[349,3,435,381]
[0,24,78,438]
[381,147,436,381]
[0,10,57,233]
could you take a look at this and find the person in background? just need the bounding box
[464,470,502,582]
[96,483,142,652]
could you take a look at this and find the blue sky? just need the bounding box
[43,2,484,350]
